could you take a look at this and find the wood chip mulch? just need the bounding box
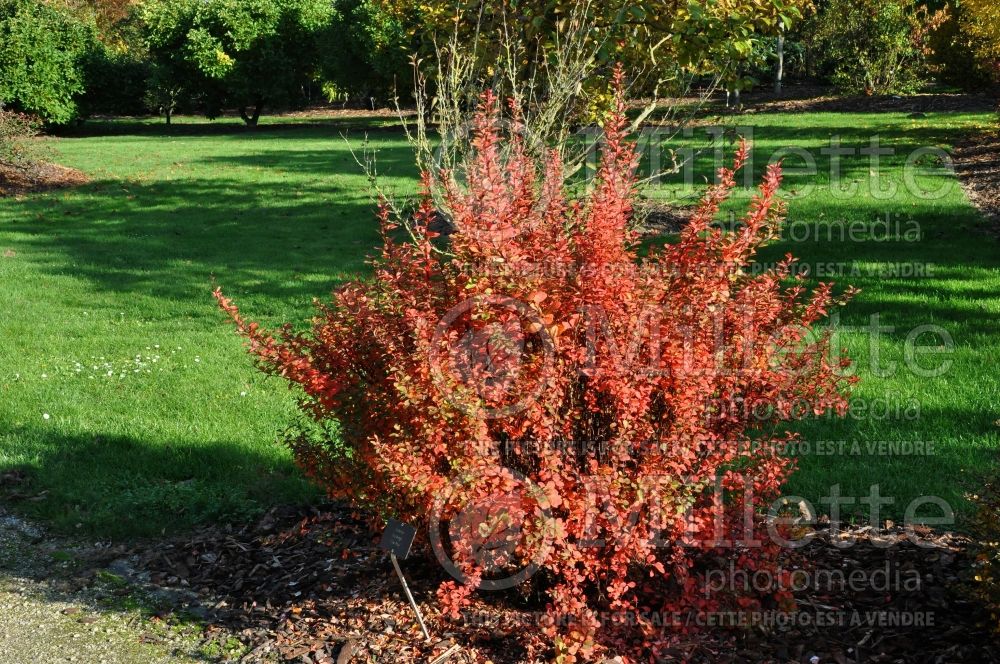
[634,200,696,236]
[0,161,88,197]
[130,503,1000,663]
[136,504,483,664]
[730,86,998,115]
[953,129,1000,238]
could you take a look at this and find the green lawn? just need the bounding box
[0,109,997,537]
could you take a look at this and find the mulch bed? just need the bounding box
[742,90,998,115]
[953,130,1000,238]
[634,200,696,236]
[123,502,1000,663]
[0,161,88,197]
[639,86,998,120]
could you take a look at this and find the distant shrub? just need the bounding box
[216,72,855,660]
[0,0,96,124]
[957,0,1000,84]
[928,2,995,91]
[806,0,946,95]
[0,106,39,166]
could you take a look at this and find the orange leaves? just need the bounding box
[216,73,854,663]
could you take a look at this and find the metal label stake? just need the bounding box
[390,551,431,642]
[379,518,431,642]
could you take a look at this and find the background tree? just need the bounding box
[141,0,334,125]
[49,0,141,46]
[66,0,152,118]
[319,0,410,105]
[0,0,96,124]
[927,0,995,91]
[377,0,810,96]
[140,0,212,122]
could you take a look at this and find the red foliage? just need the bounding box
[216,70,856,661]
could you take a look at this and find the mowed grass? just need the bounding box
[649,110,1000,526]
[0,115,420,537]
[0,108,997,538]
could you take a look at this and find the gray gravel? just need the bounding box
[0,510,219,664]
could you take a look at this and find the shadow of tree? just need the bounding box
[7,172,406,308]
[2,427,316,539]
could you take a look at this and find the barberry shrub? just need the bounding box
[216,72,855,661]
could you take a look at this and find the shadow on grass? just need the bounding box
[788,402,1000,522]
[7,175,390,307]
[193,147,420,177]
[640,125,977,191]
[2,427,317,539]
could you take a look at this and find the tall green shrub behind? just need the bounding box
[0,0,97,124]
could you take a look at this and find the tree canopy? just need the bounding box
[378,0,810,92]
[960,0,1000,79]
[141,0,334,125]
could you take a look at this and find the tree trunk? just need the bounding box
[775,21,785,95]
[240,99,263,127]
[726,88,740,109]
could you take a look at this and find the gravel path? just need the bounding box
[0,577,202,663]
[0,511,215,664]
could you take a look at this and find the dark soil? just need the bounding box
[634,199,695,235]
[637,86,998,126]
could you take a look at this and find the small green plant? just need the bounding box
[199,635,249,661]
[51,550,75,563]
